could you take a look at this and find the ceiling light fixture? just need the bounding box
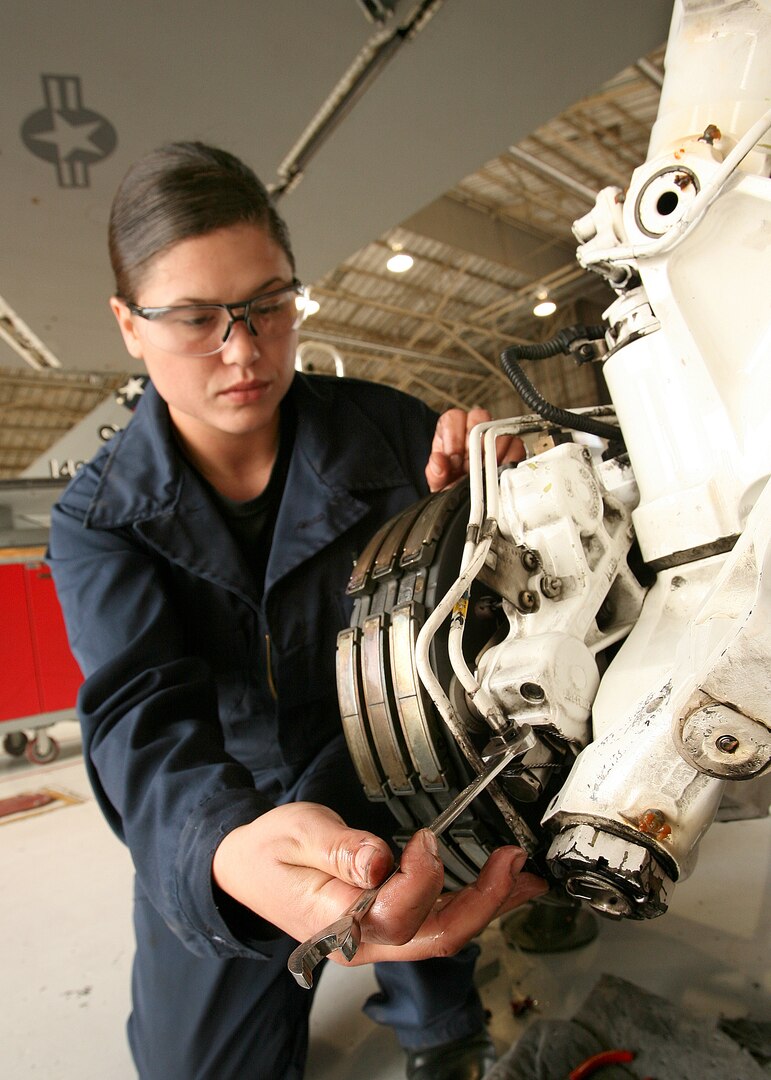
[297,293,320,317]
[532,289,557,318]
[386,245,414,273]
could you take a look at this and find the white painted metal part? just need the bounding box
[413,0,771,919]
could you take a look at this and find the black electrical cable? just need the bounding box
[500,324,621,441]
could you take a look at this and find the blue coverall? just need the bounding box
[48,373,486,1079]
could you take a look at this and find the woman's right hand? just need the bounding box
[212,801,548,966]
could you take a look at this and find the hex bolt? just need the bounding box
[636,808,671,840]
[701,123,722,145]
[541,576,563,599]
[716,734,740,754]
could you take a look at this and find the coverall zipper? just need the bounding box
[264,633,278,700]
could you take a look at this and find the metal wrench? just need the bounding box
[287,736,527,988]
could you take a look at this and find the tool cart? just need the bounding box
[1,547,83,764]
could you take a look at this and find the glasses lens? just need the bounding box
[136,284,308,356]
[247,286,307,340]
[144,306,229,356]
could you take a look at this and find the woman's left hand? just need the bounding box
[212,802,548,967]
[425,407,525,492]
[346,827,548,964]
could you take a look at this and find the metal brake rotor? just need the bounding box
[335,481,553,886]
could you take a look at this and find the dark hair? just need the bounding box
[108,141,295,300]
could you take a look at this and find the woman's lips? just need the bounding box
[219,379,270,402]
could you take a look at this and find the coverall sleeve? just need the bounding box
[48,485,277,960]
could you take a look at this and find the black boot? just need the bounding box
[405,1030,497,1080]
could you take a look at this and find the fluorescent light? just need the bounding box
[296,294,320,317]
[533,289,556,318]
[386,251,413,273]
[533,298,557,317]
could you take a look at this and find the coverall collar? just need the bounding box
[83,375,413,602]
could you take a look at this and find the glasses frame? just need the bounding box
[125,277,307,356]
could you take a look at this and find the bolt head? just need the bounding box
[522,550,539,571]
[716,734,740,754]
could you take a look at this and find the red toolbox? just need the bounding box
[0,554,82,763]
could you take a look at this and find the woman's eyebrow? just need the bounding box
[163,278,289,307]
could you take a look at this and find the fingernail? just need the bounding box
[419,829,440,860]
[508,849,527,877]
[355,841,380,882]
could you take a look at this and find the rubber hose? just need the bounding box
[500,326,621,441]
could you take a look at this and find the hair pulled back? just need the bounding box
[108,141,295,300]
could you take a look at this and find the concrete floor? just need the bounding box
[1,719,769,1079]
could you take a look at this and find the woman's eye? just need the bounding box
[173,310,217,328]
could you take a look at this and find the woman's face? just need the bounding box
[110,221,298,450]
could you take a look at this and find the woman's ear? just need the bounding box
[109,296,144,361]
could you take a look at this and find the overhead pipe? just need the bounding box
[298,325,476,372]
[270,0,447,198]
[635,56,664,87]
[506,145,598,203]
[0,294,61,370]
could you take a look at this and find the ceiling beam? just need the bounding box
[400,194,576,279]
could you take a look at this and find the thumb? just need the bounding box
[348,835,395,888]
[315,824,394,889]
[249,802,396,890]
[426,451,451,492]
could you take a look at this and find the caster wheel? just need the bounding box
[25,734,60,766]
[3,731,29,757]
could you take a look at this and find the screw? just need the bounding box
[716,734,740,754]
[522,550,539,572]
[518,590,538,612]
[474,596,499,618]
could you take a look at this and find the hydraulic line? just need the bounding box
[499,325,621,441]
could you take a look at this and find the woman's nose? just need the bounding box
[221,319,261,366]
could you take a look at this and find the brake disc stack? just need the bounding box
[336,481,519,886]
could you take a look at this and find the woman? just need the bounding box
[48,142,545,1080]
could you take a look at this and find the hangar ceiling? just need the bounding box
[0,1,672,478]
